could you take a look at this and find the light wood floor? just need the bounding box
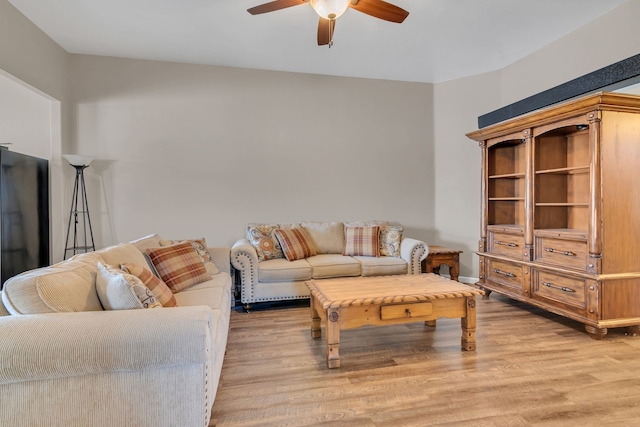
[210,294,640,426]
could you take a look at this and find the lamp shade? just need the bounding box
[63,154,93,167]
[310,0,350,20]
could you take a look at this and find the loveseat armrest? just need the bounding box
[400,237,429,274]
[0,306,215,427]
[230,239,259,305]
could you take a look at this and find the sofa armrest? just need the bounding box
[230,239,259,305]
[0,306,213,385]
[208,246,231,275]
[400,238,429,274]
[0,307,216,427]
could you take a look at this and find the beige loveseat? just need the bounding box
[0,234,232,427]
[231,221,429,308]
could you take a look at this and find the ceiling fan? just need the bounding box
[247,0,409,47]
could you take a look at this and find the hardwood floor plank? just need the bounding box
[210,294,640,426]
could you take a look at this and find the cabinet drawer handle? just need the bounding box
[496,240,518,247]
[544,248,575,257]
[493,269,515,278]
[542,281,575,293]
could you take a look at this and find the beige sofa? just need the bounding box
[231,221,429,308]
[0,234,232,427]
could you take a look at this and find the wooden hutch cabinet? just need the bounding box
[467,92,640,339]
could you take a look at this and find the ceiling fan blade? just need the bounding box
[349,0,409,23]
[247,0,307,15]
[317,18,336,46]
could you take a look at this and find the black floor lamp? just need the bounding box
[63,155,95,259]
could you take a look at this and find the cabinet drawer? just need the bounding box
[532,269,586,311]
[488,232,525,259]
[486,259,526,294]
[534,237,587,271]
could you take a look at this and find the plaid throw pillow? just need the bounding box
[145,241,210,293]
[121,263,178,307]
[343,226,380,257]
[159,237,219,275]
[274,228,317,261]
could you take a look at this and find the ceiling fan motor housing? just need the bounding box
[310,0,351,20]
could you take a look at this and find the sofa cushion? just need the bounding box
[306,255,361,279]
[146,242,210,293]
[259,258,312,283]
[180,274,232,311]
[300,221,344,254]
[174,285,225,310]
[1,252,105,315]
[354,256,408,276]
[159,237,219,275]
[379,225,404,257]
[343,226,380,257]
[121,263,178,307]
[97,243,149,269]
[96,263,162,310]
[0,294,11,316]
[129,234,164,252]
[345,220,390,227]
[274,228,317,261]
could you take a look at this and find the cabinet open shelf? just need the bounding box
[536,202,589,207]
[536,166,589,175]
[489,172,526,179]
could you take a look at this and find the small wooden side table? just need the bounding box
[421,245,463,282]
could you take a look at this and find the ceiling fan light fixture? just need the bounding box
[310,0,350,20]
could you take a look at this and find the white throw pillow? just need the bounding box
[96,263,162,310]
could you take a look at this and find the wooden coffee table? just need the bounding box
[306,273,484,368]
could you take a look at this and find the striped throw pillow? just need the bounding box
[121,263,178,307]
[343,226,380,257]
[145,241,210,293]
[274,228,317,261]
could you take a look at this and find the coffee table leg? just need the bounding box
[310,294,321,339]
[461,296,477,351]
[326,308,340,368]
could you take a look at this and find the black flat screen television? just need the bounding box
[0,148,49,288]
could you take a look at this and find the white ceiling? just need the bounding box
[7,0,629,83]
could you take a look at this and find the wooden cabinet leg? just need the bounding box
[585,324,608,340]
[625,325,640,336]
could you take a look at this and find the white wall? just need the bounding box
[2,0,640,275]
[432,0,640,280]
[433,71,501,280]
[70,56,435,249]
[499,0,640,106]
[0,0,70,262]
[0,74,52,159]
